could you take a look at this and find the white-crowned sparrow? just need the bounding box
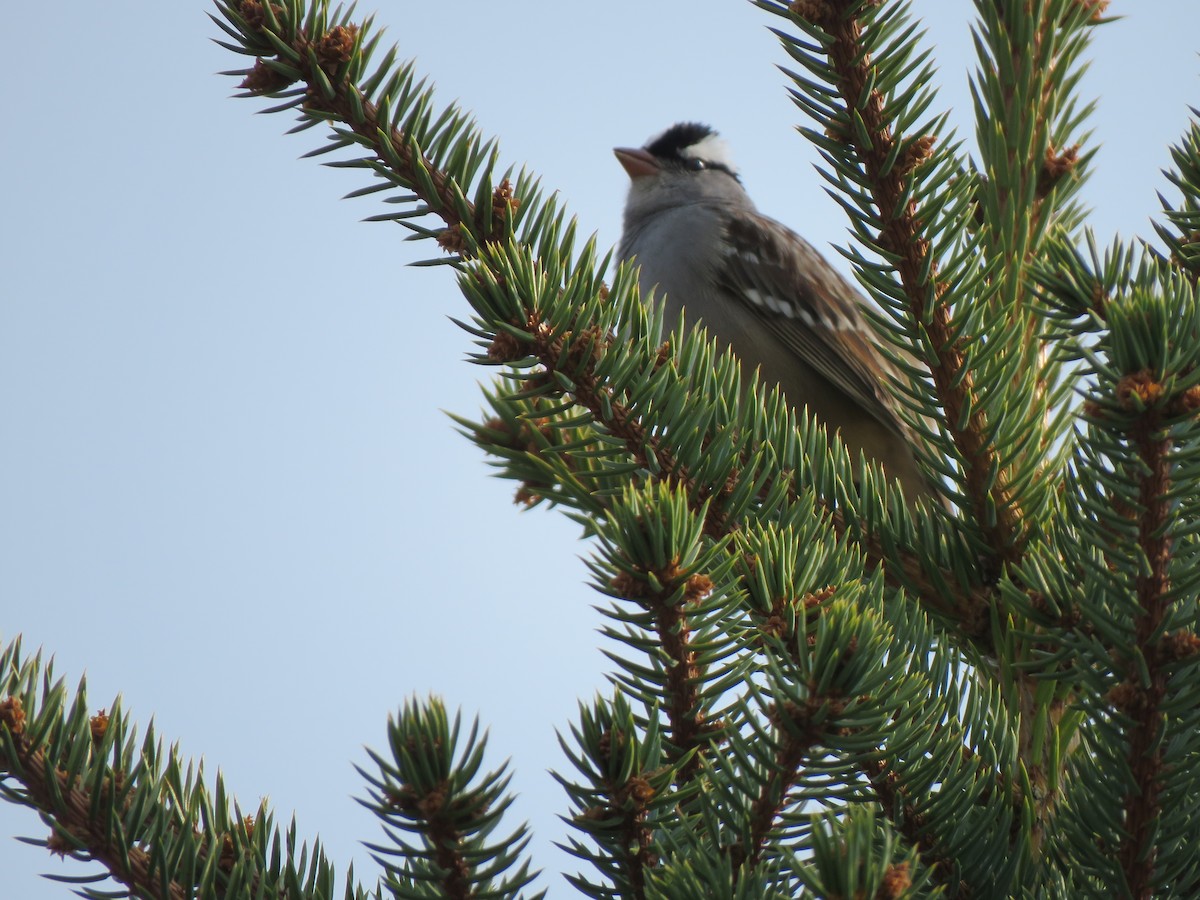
[614,122,934,503]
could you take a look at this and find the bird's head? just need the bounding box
[614,122,749,220]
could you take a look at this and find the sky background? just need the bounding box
[3,2,1199,897]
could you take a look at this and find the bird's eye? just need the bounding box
[685,157,707,171]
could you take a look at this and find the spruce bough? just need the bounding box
[4,0,1200,897]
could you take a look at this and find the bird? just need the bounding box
[613,121,935,504]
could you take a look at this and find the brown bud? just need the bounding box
[789,0,833,24]
[684,574,714,604]
[1037,144,1080,198]
[898,135,936,177]
[486,331,525,364]
[1116,369,1164,410]
[0,697,25,735]
[436,226,468,255]
[90,710,110,744]
[1160,630,1200,663]
[239,59,295,93]
[316,25,358,68]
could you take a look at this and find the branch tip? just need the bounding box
[1116,370,1165,410]
[316,24,358,69]
[238,0,282,31]
[879,861,912,900]
[90,710,109,744]
[1037,144,1081,199]
[0,696,25,734]
[240,59,294,92]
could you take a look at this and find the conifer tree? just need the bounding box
[4,0,1200,897]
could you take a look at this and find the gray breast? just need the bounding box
[620,203,725,323]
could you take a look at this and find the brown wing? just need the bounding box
[717,211,910,437]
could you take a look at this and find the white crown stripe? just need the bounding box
[679,133,738,173]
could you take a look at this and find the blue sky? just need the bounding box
[3,2,1200,897]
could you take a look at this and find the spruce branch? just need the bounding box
[1155,111,1200,281]
[0,638,373,900]
[968,0,1100,527]
[971,0,1099,311]
[733,574,901,876]
[801,805,932,899]
[218,0,1003,662]
[470,374,993,646]
[863,757,963,894]
[756,5,1114,849]
[188,1,1200,896]
[716,528,1002,893]
[773,0,1025,567]
[0,698,187,900]
[740,692,826,872]
[358,698,542,900]
[857,675,1021,896]
[1111,398,1173,900]
[480,293,735,541]
[733,579,845,871]
[1022,255,1200,893]
[1097,353,1200,897]
[607,560,712,782]
[555,694,685,900]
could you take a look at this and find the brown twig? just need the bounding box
[736,589,839,869]
[387,782,474,899]
[863,757,969,897]
[737,584,983,896]
[610,562,715,781]
[1111,400,1173,899]
[743,699,828,867]
[798,2,1025,573]
[0,704,186,900]
[589,728,659,900]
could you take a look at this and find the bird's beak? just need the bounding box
[613,147,661,179]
